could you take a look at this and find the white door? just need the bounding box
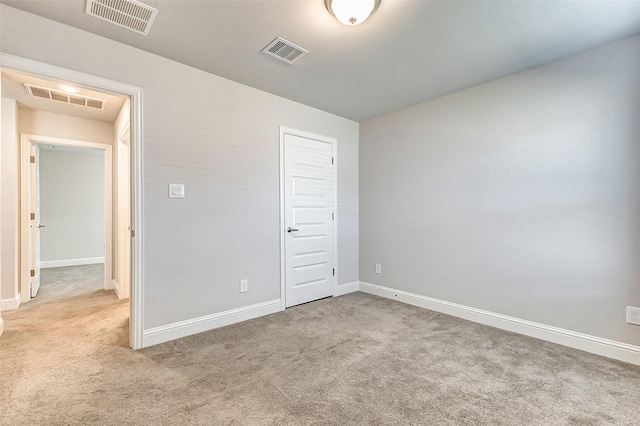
[29,144,42,297]
[116,137,131,299]
[284,133,334,308]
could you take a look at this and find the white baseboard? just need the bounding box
[142,299,282,348]
[1,295,21,312]
[41,257,105,268]
[111,279,119,294]
[359,282,640,366]
[334,281,360,297]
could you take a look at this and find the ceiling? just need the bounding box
[3,0,640,122]
[1,69,127,122]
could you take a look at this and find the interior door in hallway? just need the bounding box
[284,133,335,308]
[29,143,42,297]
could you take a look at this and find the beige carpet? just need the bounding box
[24,264,105,309]
[1,291,640,425]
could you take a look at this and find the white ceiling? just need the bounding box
[1,69,126,122]
[3,0,640,122]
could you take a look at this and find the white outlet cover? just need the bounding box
[627,306,640,325]
[168,183,185,199]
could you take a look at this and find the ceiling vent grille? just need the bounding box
[262,37,308,64]
[85,0,158,35]
[24,84,107,110]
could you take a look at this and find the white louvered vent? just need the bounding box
[86,0,158,35]
[24,84,107,110]
[262,37,308,64]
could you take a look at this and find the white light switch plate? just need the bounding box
[168,183,185,199]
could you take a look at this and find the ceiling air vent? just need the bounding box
[24,84,107,110]
[85,0,158,35]
[262,37,308,64]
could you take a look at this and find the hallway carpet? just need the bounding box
[26,264,105,308]
[1,292,639,425]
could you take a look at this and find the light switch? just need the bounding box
[168,183,185,199]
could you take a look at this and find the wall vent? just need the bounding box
[262,37,308,64]
[24,84,107,110]
[86,0,158,35]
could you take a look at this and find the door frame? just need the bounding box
[20,135,113,301]
[1,53,145,349]
[279,126,338,310]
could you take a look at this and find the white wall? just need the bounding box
[39,148,105,265]
[19,108,115,144]
[1,97,18,310]
[0,6,359,334]
[360,34,640,346]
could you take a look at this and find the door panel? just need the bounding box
[284,134,334,308]
[30,144,41,297]
[116,138,131,299]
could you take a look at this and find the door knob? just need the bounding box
[287,227,299,233]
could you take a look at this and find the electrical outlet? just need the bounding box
[627,306,640,325]
[240,279,248,293]
[375,264,381,274]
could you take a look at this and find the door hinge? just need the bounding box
[131,229,135,238]
[331,157,334,165]
[30,212,35,220]
[333,268,335,276]
[30,269,35,277]
[30,155,36,164]
[332,212,334,220]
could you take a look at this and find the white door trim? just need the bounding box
[279,127,338,310]
[1,53,144,349]
[20,134,113,298]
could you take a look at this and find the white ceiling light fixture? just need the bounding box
[60,85,78,93]
[325,0,380,26]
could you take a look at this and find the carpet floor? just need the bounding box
[25,264,105,309]
[1,291,639,425]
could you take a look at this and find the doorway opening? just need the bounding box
[20,136,113,305]
[0,53,143,348]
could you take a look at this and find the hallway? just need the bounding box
[26,264,105,309]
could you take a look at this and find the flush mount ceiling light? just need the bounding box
[325,0,380,26]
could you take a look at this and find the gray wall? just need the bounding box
[39,148,105,264]
[360,34,640,346]
[0,5,359,329]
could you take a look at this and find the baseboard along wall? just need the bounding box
[142,299,282,347]
[334,281,360,297]
[111,279,120,296]
[143,280,361,348]
[0,295,21,312]
[359,281,640,366]
[135,278,640,365]
[40,257,105,269]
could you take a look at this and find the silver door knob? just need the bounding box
[287,227,299,233]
